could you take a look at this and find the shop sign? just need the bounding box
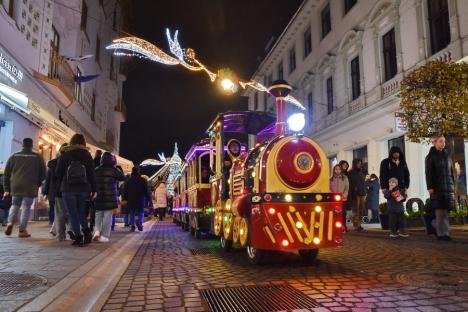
[394,112,407,132]
[0,51,24,85]
[28,100,74,137]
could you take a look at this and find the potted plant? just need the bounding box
[379,202,389,230]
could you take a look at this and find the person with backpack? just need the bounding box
[92,152,125,242]
[3,138,46,237]
[122,167,151,232]
[56,134,97,246]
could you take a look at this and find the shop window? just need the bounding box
[382,28,397,82]
[321,3,331,39]
[303,27,312,57]
[326,77,333,114]
[307,92,313,125]
[350,56,360,100]
[353,145,368,174]
[289,47,296,73]
[388,135,405,156]
[277,62,283,80]
[1,0,14,17]
[428,0,450,55]
[344,0,357,14]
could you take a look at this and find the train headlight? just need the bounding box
[287,113,305,132]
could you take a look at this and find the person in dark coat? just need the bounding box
[122,167,151,232]
[425,136,456,241]
[93,150,102,168]
[339,160,350,177]
[43,155,60,234]
[366,174,380,223]
[383,177,408,238]
[92,152,125,242]
[380,146,410,191]
[0,173,12,226]
[56,134,97,246]
[348,159,366,231]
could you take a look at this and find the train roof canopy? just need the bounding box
[207,111,276,136]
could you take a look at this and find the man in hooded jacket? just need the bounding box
[380,146,410,191]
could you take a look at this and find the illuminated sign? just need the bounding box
[0,52,24,85]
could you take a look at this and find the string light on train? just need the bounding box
[106,29,305,110]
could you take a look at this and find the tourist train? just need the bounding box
[172,81,344,264]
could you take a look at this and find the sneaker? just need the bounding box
[437,235,452,241]
[98,236,109,242]
[72,235,84,247]
[50,227,56,236]
[67,230,76,241]
[18,230,31,238]
[4,223,13,236]
[389,233,398,238]
[92,230,101,241]
[130,225,135,232]
[398,233,409,237]
[137,224,143,232]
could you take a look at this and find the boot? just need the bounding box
[130,225,136,232]
[72,235,84,247]
[67,230,76,240]
[4,223,13,236]
[18,230,31,238]
[83,229,92,244]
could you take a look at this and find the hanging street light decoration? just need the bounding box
[106,29,306,110]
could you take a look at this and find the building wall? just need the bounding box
[245,0,468,202]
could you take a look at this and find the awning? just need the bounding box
[0,82,30,114]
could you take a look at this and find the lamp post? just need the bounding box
[268,80,293,136]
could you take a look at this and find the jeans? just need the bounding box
[352,196,366,229]
[48,195,55,224]
[62,192,90,237]
[389,212,407,235]
[123,214,129,226]
[55,197,71,241]
[95,210,113,238]
[433,209,450,237]
[8,196,34,231]
[129,208,144,227]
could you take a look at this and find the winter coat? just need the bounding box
[330,174,349,200]
[383,187,406,214]
[94,165,125,211]
[3,147,46,197]
[56,145,97,194]
[379,146,410,190]
[348,168,366,200]
[425,146,456,211]
[122,173,151,213]
[154,183,168,208]
[366,179,380,211]
[42,158,60,198]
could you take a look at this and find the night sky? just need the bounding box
[120,0,303,166]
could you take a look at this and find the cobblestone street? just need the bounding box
[101,221,468,312]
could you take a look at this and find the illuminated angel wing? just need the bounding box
[284,95,306,110]
[140,159,165,166]
[106,37,180,65]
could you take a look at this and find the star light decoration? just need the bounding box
[106,29,306,110]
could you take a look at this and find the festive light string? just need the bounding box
[106,28,305,110]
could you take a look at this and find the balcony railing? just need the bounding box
[48,55,75,98]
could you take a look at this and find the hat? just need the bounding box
[388,177,398,185]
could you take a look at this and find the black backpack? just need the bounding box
[67,161,87,185]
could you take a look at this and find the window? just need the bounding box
[289,47,296,73]
[74,68,82,103]
[1,0,14,16]
[49,26,60,79]
[326,77,333,114]
[350,56,360,100]
[321,3,331,38]
[353,145,368,174]
[382,28,397,81]
[91,93,96,121]
[303,27,312,57]
[110,55,115,80]
[388,136,405,156]
[344,0,357,14]
[253,92,258,111]
[307,92,313,125]
[80,0,88,33]
[112,8,117,30]
[428,0,450,55]
[277,62,283,80]
[95,36,101,66]
[329,155,338,175]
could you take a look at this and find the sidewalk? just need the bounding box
[0,220,152,312]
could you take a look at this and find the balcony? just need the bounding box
[33,56,75,107]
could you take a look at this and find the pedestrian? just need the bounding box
[330,164,349,231]
[92,152,125,242]
[366,174,380,223]
[93,150,102,168]
[154,181,168,221]
[348,158,367,231]
[425,136,456,241]
[119,174,130,227]
[43,152,58,236]
[0,172,12,226]
[56,134,97,246]
[383,177,408,238]
[122,167,151,232]
[379,146,410,192]
[338,160,350,177]
[3,138,46,237]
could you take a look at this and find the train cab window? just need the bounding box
[199,153,210,184]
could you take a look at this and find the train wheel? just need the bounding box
[213,212,222,236]
[246,244,265,265]
[298,249,319,263]
[220,236,232,252]
[232,217,241,244]
[239,218,249,247]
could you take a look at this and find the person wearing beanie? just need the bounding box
[383,177,408,238]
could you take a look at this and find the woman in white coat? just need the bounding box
[154,181,168,221]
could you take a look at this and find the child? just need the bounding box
[383,177,409,238]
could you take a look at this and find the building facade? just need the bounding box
[245,0,468,202]
[0,0,131,171]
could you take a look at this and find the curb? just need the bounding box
[18,220,155,312]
